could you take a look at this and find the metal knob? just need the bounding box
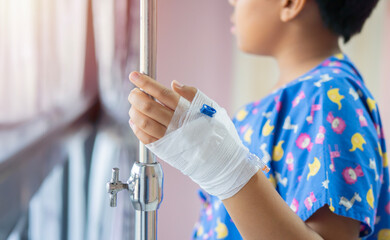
[106,168,128,207]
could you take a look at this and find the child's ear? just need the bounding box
[280,0,306,22]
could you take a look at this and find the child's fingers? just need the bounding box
[129,72,180,111]
[129,107,167,140]
[128,88,174,127]
[171,80,197,102]
[129,120,159,145]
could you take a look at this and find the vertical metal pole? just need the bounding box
[135,211,157,240]
[107,2,162,237]
[140,0,157,165]
[137,0,158,239]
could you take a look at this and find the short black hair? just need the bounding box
[314,0,380,43]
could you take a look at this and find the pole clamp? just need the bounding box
[106,162,163,211]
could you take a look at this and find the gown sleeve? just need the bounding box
[278,76,384,238]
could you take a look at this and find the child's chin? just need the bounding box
[235,39,272,56]
[237,43,254,54]
[237,44,271,56]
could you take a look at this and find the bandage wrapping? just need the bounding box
[146,90,263,200]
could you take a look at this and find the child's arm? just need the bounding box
[127,72,361,240]
[223,170,361,240]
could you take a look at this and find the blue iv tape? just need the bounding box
[200,104,216,117]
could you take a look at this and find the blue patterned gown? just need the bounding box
[192,53,390,240]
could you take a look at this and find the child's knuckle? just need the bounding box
[140,118,149,129]
[158,88,171,98]
[158,129,166,138]
[139,80,148,89]
[133,127,140,136]
[129,108,135,118]
[146,138,154,144]
[141,101,153,112]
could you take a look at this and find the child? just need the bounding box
[128,0,388,239]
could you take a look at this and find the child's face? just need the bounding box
[230,0,284,55]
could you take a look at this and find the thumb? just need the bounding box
[171,80,197,102]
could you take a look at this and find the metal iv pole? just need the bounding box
[107,0,163,239]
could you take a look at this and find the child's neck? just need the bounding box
[270,35,341,93]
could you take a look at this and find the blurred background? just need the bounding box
[0,0,389,239]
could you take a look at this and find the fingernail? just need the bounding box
[172,80,184,88]
[129,119,134,129]
[130,72,141,82]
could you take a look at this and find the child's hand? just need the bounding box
[129,72,265,199]
[128,71,197,144]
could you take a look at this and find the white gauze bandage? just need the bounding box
[146,90,266,200]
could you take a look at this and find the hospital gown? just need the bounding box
[192,53,390,240]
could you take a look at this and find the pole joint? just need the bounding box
[106,162,163,212]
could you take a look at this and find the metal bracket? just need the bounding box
[106,168,129,207]
[106,162,163,211]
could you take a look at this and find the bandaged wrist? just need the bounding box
[146,90,267,200]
